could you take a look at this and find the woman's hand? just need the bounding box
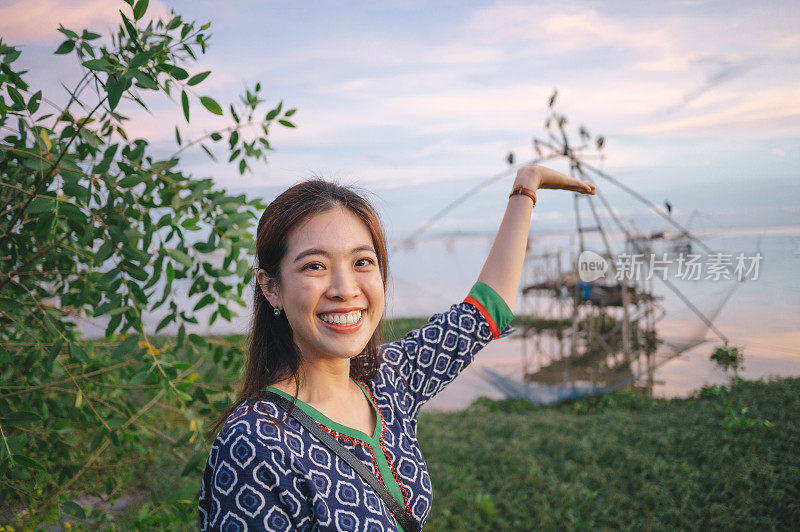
[514,165,596,195]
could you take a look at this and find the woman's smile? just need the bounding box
[317,308,365,332]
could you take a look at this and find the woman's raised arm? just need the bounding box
[476,165,596,310]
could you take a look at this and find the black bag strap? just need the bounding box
[265,391,418,532]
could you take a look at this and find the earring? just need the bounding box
[274,307,281,316]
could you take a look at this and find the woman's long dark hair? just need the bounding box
[208,179,389,436]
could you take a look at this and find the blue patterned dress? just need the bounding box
[198,282,514,531]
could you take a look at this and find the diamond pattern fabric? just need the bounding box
[199,289,512,531]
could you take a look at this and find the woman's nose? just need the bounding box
[326,268,360,300]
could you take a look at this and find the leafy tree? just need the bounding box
[710,344,745,379]
[0,0,294,526]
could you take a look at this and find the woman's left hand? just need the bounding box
[515,165,596,195]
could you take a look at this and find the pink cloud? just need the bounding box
[0,0,169,44]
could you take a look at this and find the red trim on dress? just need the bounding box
[359,380,415,521]
[463,296,501,339]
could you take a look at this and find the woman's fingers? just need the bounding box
[528,166,596,195]
[538,176,596,194]
[514,165,596,195]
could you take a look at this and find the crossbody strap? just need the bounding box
[265,391,418,532]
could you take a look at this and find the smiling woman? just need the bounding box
[198,167,595,531]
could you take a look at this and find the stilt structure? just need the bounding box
[393,89,735,404]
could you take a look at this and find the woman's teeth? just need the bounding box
[318,310,363,326]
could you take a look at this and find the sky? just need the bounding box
[2,0,799,238]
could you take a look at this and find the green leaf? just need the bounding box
[3,411,41,426]
[95,240,116,264]
[69,341,91,364]
[112,335,140,360]
[181,451,206,476]
[193,294,214,311]
[200,96,222,115]
[284,108,296,117]
[181,217,199,229]
[55,40,75,55]
[107,77,125,111]
[175,126,182,146]
[128,280,147,303]
[129,50,152,69]
[118,174,144,188]
[201,143,216,160]
[177,324,186,347]
[172,430,193,448]
[210,132,222,141]
[61,500,86,520]
[7,86,25,109]
[82,30,102,40]
[27,91,42,113]
[168,248,193,268]
[58,25,79,39]
[188,334,207,347]
[127,263,148,281]
[133,70,158,90]
[120,11,138,44]
[82,58,112,72]
[278,119,295,128]
[265,108,279,120]
[187,71,210,86]
[169,66,189,80]
[156,311,176,332]
[133,0,149,20]
[181,90,189,122]
[13,454,45,471]
[49,338,64,361]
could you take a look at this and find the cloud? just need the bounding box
[657,56,767,115]
[0,0,171,44]
[633,84,800,136]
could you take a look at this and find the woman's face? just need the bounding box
[260,207,385,364]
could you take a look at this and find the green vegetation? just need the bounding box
[419,377,799,530]
[383,317,430,342]
[0,2,295,526]
[711,344,746,378]
[25,365,799,530]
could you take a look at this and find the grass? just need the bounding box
[95,377,800,530]
[418,377,800,530]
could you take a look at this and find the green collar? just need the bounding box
[264,379,380,443]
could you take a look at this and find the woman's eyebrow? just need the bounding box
[293,245,376,263]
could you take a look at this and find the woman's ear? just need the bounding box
[256,269,281,309]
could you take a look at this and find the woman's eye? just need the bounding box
[356,258,375,267]
[303,263,323,271]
